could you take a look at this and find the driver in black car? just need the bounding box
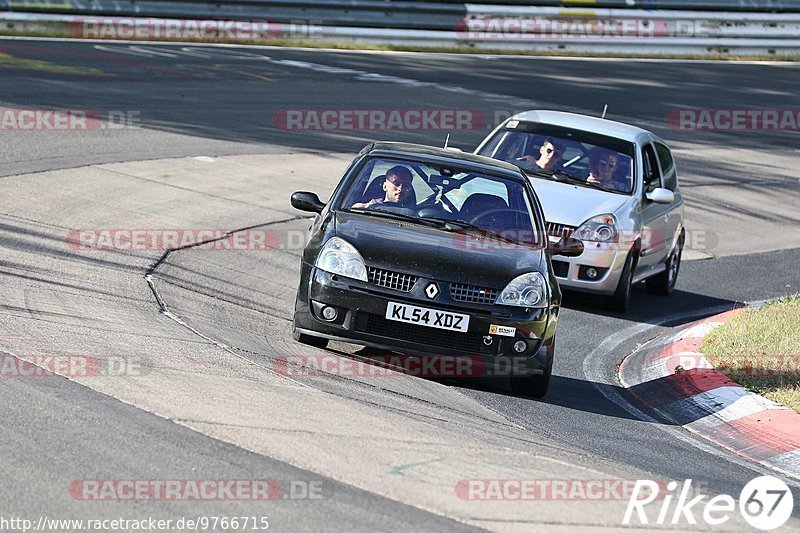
[351,166,415,208]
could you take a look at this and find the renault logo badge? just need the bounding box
[425,283,439,299]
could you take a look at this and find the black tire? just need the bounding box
[607,253,634,313]
[646,233,684,296]
[510,344,553,398]
[292,330,328,349]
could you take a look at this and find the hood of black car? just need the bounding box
[334,211,544,288]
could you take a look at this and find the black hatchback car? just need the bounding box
[290,143,582,397]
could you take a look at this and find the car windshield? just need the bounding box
[337,156,544,247]
[477,121,636,195]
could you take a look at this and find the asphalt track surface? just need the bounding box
[1,38,800,531]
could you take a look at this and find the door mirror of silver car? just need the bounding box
[291,191,326,213]
[645,188,675,204]
[552,236,584,257]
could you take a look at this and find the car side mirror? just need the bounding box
[645,187,675,204]
[291,191,326,213]
[552,236,584,257]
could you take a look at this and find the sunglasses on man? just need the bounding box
[386,176,412,187]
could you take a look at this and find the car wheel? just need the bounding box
[607,253,634,313]
[293,330,329,349]
[510,343,553,398]
[646,233,684,296]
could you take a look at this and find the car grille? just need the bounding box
[450,283,498,305]
[355,312,488,354]
[546,221,576,240]
[367,267,418,292]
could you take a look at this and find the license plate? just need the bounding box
[385,302,469,332]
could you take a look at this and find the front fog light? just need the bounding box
[321,306,338,321]
[579,265,609,281]
[513,340,527,353]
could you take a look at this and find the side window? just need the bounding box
[655,142,677,192]
[642,144,662,195]
[488,131,526,161]
[479,130,505,158]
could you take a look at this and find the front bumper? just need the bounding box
[549,238,630,295]
[293,267,555,375]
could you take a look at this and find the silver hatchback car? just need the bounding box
[476,110,684,312]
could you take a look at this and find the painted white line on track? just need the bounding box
[143,273,313,391]
[89,42,541,108]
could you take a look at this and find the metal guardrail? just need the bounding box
[9,0,800,12]
[427,0,800,10]
[1,1,799,55]
[1,0,466,30]
[4,0,800,22]
[464,5,800,39]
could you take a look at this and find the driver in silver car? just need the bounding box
[519,138,562,172]
[351,166,415,208]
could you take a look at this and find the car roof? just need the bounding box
[366,141,525,177]
[510,110,652,143]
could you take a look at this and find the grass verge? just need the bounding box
[701,297,800,413]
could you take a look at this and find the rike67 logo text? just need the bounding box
[624,477,793,530]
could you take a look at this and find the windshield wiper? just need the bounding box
[423,218,527,245]
[344,207,446,228]
[414,216,476,232]
[346,210,535,244]
[582,180,621,194]
[527,168,622,193]
[526,168,585,185]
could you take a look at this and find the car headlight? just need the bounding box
[497,272,548,308]
[315,237,368,281]
[573,214,618,243]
